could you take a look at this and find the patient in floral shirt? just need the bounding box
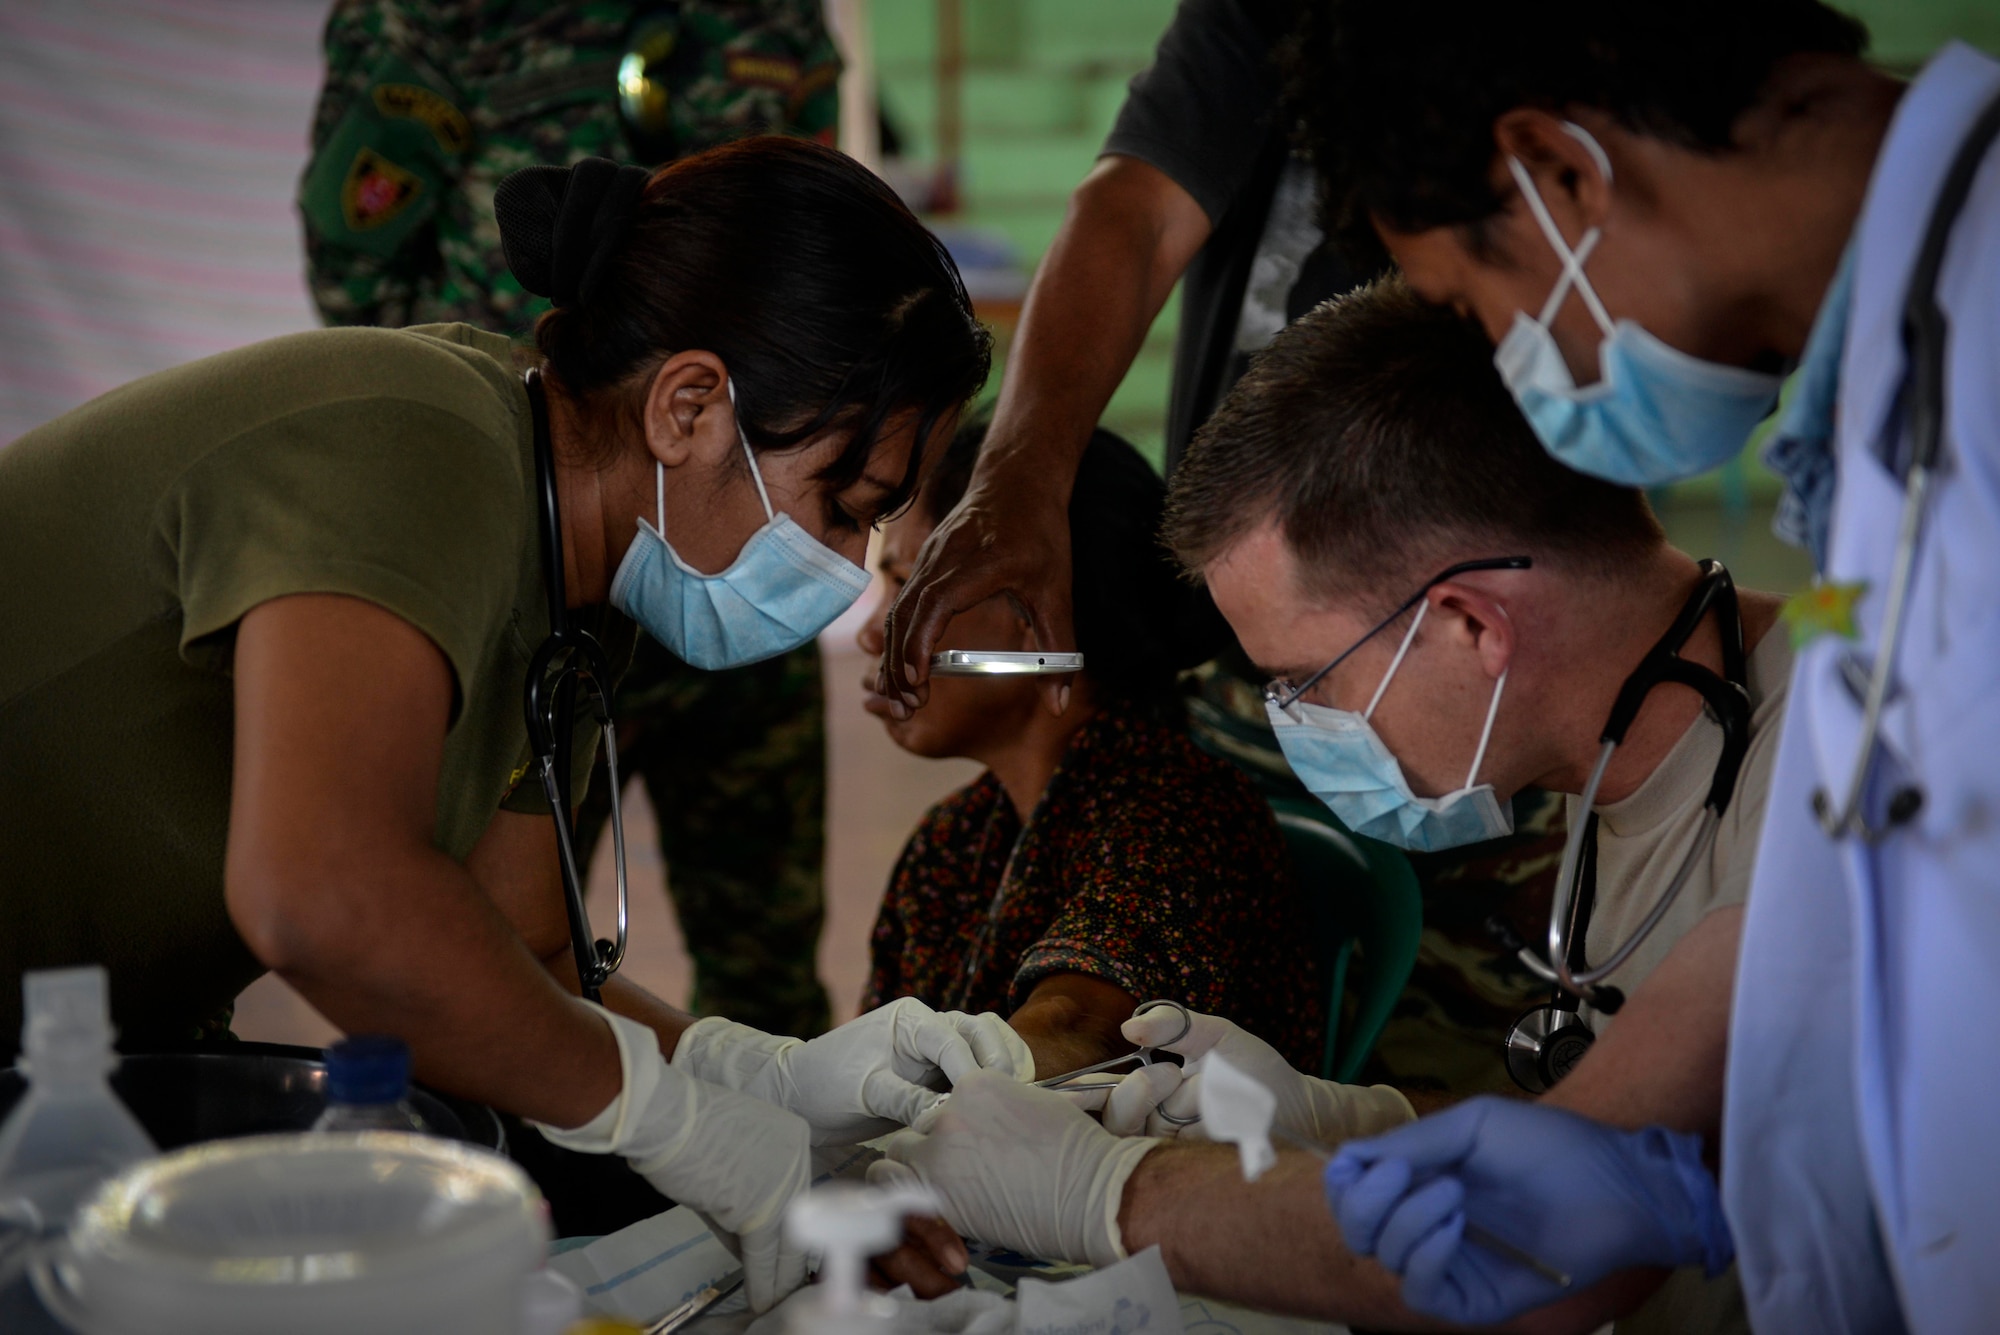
[857,421,1323,1079]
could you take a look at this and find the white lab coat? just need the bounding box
[1724,43,2000,1335]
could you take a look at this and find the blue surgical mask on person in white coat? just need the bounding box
[1265,601,1514,852]
[1492,123,1784,487]
[608,380,871,669]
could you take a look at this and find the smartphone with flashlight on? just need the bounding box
[929,650,1086,676]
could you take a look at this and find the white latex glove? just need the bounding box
[672,998,1034,1145]
[871,1069,1159,1268]
[533,1004,810,1313]
[1090,1007,1413,1146]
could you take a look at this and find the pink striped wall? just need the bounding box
[0,0,329,444]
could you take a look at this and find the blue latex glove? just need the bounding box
[1323,1097,1732,1325]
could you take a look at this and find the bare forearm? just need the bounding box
[1119,1144,1635,1335]
[1120,1143,1423,1325]
[600,975,698,1058]
[227,598,623,1131]
[252,850,619,1129]
[1542,908,1741,1141]
[977,156,1209,495]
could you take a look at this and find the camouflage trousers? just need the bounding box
[575,636,831,1039]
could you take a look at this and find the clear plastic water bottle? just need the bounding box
[0,967,156,1286]
[311,1036,430,1134]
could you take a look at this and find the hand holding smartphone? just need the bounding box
[929,650,1085,676]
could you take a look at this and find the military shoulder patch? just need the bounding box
[373,81,472,154]
[341,146,423,232]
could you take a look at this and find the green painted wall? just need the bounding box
[870,0,1997,491]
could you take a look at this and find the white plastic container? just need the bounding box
[781,1181,939,1335]
[0,968,156,1238]
[32,1132,549,1335]
[0,963,155,1331]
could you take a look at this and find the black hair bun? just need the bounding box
[495,157,651,309]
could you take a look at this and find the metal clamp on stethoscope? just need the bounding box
[1812,90,2000,844]
[1503,560,1751,1093]
[525,368,630,1004]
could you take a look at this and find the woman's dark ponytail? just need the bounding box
[494,158,651,310]
[493,138,991,513]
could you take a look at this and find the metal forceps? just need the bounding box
[1034,999,1201,1126]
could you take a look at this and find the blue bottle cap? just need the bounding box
[324,1035,412,1106]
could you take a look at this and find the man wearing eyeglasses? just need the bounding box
[872,281,1788,1334]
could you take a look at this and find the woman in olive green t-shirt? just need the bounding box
[0,139,1020,1310]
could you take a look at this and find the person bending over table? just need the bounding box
[0,138,1019,1312]
[876,280,1790,1334]
[855,419,1366,1086]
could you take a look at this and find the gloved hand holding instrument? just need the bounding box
[536,1000,1032,1312]
[671,996,1033,1145]
[1063,1003,1414,1144]
[533,1005,813,1313]
[871,1070,1161,1269]
[1321,1096,1734,1326]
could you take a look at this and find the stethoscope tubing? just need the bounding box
[525,368,631,1002]
[1814,91,2000,841]
[1522,562,1749,1009]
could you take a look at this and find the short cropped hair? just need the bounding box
[1165,279,1663,611]
[1290,0,1868,266]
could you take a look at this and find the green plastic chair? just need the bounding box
[1188,695,1424,1082]
[1268,795,1424,1084]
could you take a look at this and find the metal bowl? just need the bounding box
[0,1042,505,1154]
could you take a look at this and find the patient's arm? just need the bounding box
[1007,972,1139,1082]
[1120,1143,1647,1332]
[1116,907,1745,1331]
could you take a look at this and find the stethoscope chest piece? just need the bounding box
[1504,1004,1596,1096]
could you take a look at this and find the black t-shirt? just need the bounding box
[1102,0,1358,470]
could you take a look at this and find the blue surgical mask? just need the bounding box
[1266,602,1514,852]
[1493,124,1783,487]
[608,381,870,670]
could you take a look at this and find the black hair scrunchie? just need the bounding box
[494,157,651,309]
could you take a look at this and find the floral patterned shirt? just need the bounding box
[864,699,1324,1071]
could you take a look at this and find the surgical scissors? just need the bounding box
[1034,999,1201,1126]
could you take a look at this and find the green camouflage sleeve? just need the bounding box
[788,4,842,145]
[299,0,470,328]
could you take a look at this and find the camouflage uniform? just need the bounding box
[299,0,839,330]
[299,0,839,1038]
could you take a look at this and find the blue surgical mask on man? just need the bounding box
[1492,123,1783,487]
[1265,601,1514,853]
[609,380,870,669]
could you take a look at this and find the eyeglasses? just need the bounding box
[1263,556,1534,711]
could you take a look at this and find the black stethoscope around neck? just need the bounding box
[1501,559,1752,1093]
[524,368,629,1003]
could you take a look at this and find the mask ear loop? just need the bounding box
[1365,600,1430,719]
[725,378,777,522]
[649,457,666,542]
[643,377,778,545]
[1464,670,1509,789]
[1506,145,1617,341]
